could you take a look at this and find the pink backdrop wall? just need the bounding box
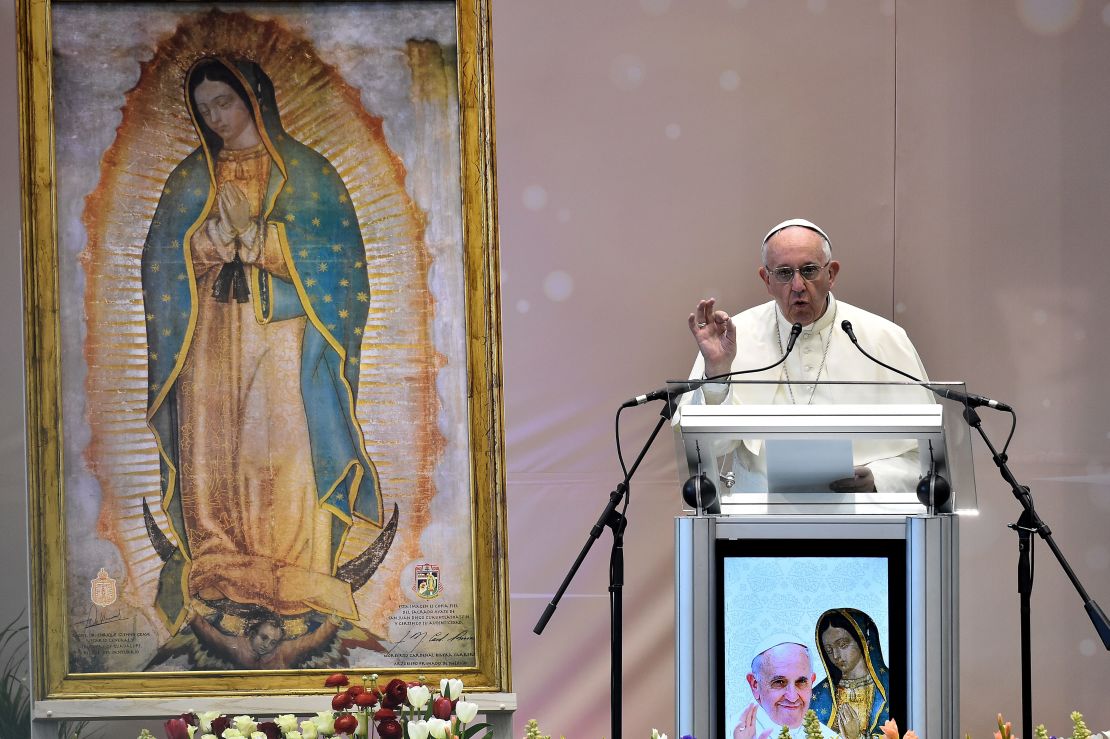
[495,1,1110,737]
[1,0,1108,737]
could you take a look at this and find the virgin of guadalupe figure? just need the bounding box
[141,56,384,659]
[810,608,890,739]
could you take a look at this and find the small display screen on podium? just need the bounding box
[715,538,907,736]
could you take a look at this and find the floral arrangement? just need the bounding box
[144,690,1110,739]
[143,673,489,739]
[638,710,1107,739]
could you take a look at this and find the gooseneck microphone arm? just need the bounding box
[841,319,1110,739]
[622,322,803,408]
[841,320,1012,411]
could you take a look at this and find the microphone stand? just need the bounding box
[532,400,676,739]
[840,320,1110,737]
[960,405,1110,739]
[534,326,803,739]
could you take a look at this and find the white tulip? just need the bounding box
[408,719,431,739]
[407,684,432,710]
[455,700,479,724]
[440,678,464,700]
[427,717,451,739]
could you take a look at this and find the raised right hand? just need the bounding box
[732,702,772,739]
[688,297,737,378]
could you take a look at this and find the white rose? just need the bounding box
[286,734,304,739]
[197,712,222,733]
[221,731,245,739]
[232,715,258,735]
[275,714,299,733]
[250,733,268,739]
[299,719,319,739]
[313,711,336,736]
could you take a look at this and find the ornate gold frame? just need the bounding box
[17,0,507,700]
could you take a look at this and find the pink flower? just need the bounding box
[904,731,919,739]
[880,719,901,739]
[163,717,190,739]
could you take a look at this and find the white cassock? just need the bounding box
[731,703,841,739]
[685,295,933,493]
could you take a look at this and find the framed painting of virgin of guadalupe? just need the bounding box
[18,0,507,702]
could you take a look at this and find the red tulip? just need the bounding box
[334,713,359,734]
[432,696,454,720]
[378,717,403,739]
[325,672,351,688]
[333,691,355,710]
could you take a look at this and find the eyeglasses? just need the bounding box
[767,261,830,284]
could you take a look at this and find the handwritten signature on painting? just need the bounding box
[386,628,474,655]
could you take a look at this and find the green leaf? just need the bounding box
[461,721,493,739]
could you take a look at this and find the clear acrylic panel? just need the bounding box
[671,380,977,515]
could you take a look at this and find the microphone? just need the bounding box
[623,322,803,407]
[840,320,1012,412]
[784,320,803,355]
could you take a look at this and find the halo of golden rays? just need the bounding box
[80,10,443,654]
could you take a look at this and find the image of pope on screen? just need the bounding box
[722,552,898,739]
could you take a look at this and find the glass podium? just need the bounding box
[671,380,978,515]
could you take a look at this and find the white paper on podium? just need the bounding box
[764,438,854,493]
